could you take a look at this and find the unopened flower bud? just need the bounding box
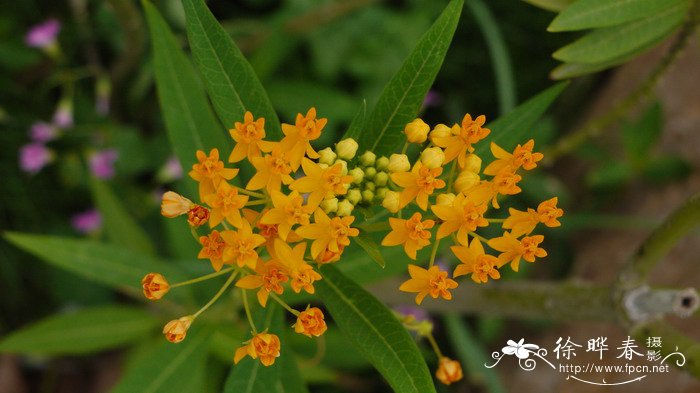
[359,151,376,167]
[337,199,354,216]
[382,190,401,213]
[388,154,410,173]
[435,357,463,385]
[346,189,362,205]
[318,163,329,169]
[161,191,194,218]
[362,189,374,203]
[374,171,389,186]
[348,167,364,184]
[404,118,429,143]
[318,147,337,165]
[335,138,358,160]
[320,198,339,214]
[187,205,209,227]
[333,159,348,175]
[293,307,327,337]
[451,123,461,135]
[463,154,482,173]
[142,273,170,300]
[429,124,452,145]
[364,167,377,179]
[163,316,193,343]
[420,147,445,169]
[436,193,456,206]
[365,182,376,192]
[375,156,389,171]
[376,187,388,200]
[454,171,480,194]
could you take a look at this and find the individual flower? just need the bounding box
[161,191,194,218]
[431,193,488,241]
[19,143,53,174]
[272,239,321,294]
[198,230,227,271]
[391,161,446,210]
[296,209,359,260]
[451,237,501,284]
[404,118,430,143]
[25,18,61,48]
[435,357,463,385]
[189,149,239,200]
[234,332,281,366]
[399,264,458,305]
[467,166,522,208]
[246,148,293,193]
[484,140,543,175]
[280,107,327,170]
[89,149,119,179]
[243,208,302,256]
[163,316,193,343]
[187,205,210,227]
[381,212,434,260]
[221,221,266,269]
[536,197,564,227]
[202,181,249,228]
[434,114,490,168]
[487,232,547,272]
[228,111,274,163]
[29,122,59,143]
[290,158,353,208]
[71,209,102,234]
[293,307,327,337]
[503,197,563,236]
[235,259,288,307]
[141,273,170,300]
[314,244,345,264]
[260,190,315,241]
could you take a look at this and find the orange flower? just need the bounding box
[451,237,501,283]
[467,166,522,208]
[391,161,446,210]
[293,307,327,337]
[434,114,490,168]
[234,332,281,366]
[221,221,266,269]
[243,208,302,256]
[399,264,458,305]
[161,191,194,218]
[198,230,227,271]
[273,239,321,294]
[435,357,463,385]
[487,232,547,272]
[203,181,249,228]
[431,193,488,241]
[163,316,193,343]
[314,244,345,264]
[290,158,353,208]
[246,148,294,193]
[228,111,274,163]
[260,190,315,241]
[296,209,359,260]
[188,149,239,199]
[537,197,563,227]
[484,140,543,175]
[503,197,563,236]
[187,205,209,227]
[141,273,169,300]
[280,108,327,170]
[381,212,434,260]
[235,259,288,307]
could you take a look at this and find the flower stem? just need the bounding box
[426,332,444,358]
[446,161,458,193]
[171,267,235,288]
[192,269,240,319]
[242,288,258,334]
[469,231,488,243]
[246,199,269,207]
[189,226,200,242]
[236,188,266,198]
[486,218,505,223]
[428,236,442,268]
[269,293,300,316]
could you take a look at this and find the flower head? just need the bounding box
[198,230,227,271]
[29,122,59,143]
[434,114,490,168]
[246,147,293,193]
[488,232,547,272]
[272,239,321,294]
[19,143,53,174]
[381,212,434,260]
[280,108,327,170]
[189,149,239,200]
[228,111,274,163]
[391,162,446,210]
[293,307,327,337]
[452,237,501,283]
[290,158,353,208]
[71,209,102,234]
[296,209,359,260]
[432,193,488,241]
[163,316,193,343]
[89,149,119,179]
[234,332,281,366]
[484,140,543,176]
[503,197,563,236]
[221,221,266,269]
[435,357,463,385]
[203,181,249,228]
[235,259,288,306]
[537,197,564,227]
[399,264,458,305]
[25,19,61,48]
[142,273,170,300]
[260,190,315,241]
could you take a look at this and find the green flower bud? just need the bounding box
[318,162,329,169]
[364,167,377,179]
[359,150,376,167]
[320,198,339,213]
[420,147,445,169]
[376,156,390,171]
[374,171,389,187]
[348,167,364,184]
[388,154,410,173]
[337,199,355,216]
[436,192,455,206]
[362,189,374,203]
[382,190,400,213]
[318,147,337,165]
[346,189,362,205]
[333,159,348,175]
[335,138,359,160]
[365,182,376,191]
[376,187,388,200]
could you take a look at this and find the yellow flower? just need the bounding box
[435,357,463,385]
[404,118,430,143]
[451,237,501,284]
[293,307,327,337]
[387,153,411,173]
[434,114,490,168]
[290,158,353,208]
[391,162,446,210]
[163,316,193,343]
[160,191,194,218]
[483,140,543,176]
[280,107,327,170]
[487,232,547,272]
[428,123,452,145]
[420,147,445,169]
[198,230,227,271]
[314,244,346,264]
[228,111,275,163]
[203,181,249,228]
[381,212,434,260]
[243,208,302,257]
[234,332,281,366]
[536,197,564,227]
[296,209,359,260]
[260,190,315,241]
[272,239,322,294]
[235,259,288,307]
[467,166,522,208]
[454,170,480,194]
[503,197,563,236]
[246,147,294,193]
[221,221,266,269]
[431,193,488,241]
[188,149,239,200]
[399,264,458,305]
[141,273,169,300]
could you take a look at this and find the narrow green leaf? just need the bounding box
[552,2,688,64]
[111,328,212,393]
[341,99,367,142]
[316,265,436,393]
[142,0,229,170]
[182,0,282,138]
[356,0,463,156]
[354,233,386,268]
[91,179,155,256]
[549,0,685,32]
[0,306,158,355]
[622,101,662,162]
[521,0,575,12]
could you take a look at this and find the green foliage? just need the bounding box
[316,265,436,393]
[354,232,386,268]
[548,0,685,31]
[622,101,662,163]
[522,0,576,12]
[0,306,157,355]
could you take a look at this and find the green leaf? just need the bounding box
[622,101,662,162]
[586,161,632,188]
[342,99,367,142]
[142,0,229,171]
[111,328,211,393]
[356,0,463,157]
[0,306,158,355]
[521,0,575,12]
[548,0,685,32]
[181,0,282,138]
[354,233,386,268]
[316,265,436,393]
[643,155,690,183]
[552,2,688,64]
[91,179,155,256]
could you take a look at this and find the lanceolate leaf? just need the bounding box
[182,0,282,138]
[356,0,463,156]
[0,306,158,355]
[354,233,386,268]
[142,0,229,171]
[548,0,685,32]
[316,265,436,393]
[342,99,367,141]
[522,0,575,12]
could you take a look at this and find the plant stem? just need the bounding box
[269,293,300,316]
[171,267,235,288]
[236,188,266,198]
[426,333,444,358]
[428,237,441,268]
[242,288,258,334]
[193,269,239,318]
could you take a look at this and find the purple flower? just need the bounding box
[53,101,73,128]
[89,149,119,179]
[19,143,53,174]
[394,305,430,322]
[157,156,183,183]
[71,209,102,234]
[29,122,59,143]
[25,19,61,48]
[422,90,442,109]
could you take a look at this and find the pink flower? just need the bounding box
[422,90,441,109]
[29,122,59,143]
[89,149,119,179]
[19,143,53,174]
[157,156,183,183]
[71,209,102,234]
[25,19,61,48]
[53,101,73,128]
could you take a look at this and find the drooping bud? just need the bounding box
[375,156,390,171]
[348,167,364,184]
[382,190,401,213]
[436,193,456,206]
[335,138,359,160]
[404,118,429,144]
[388,154,410,173]
[420,147,445,169]
[142,273,170,300]
[337,199,355,216]
[346,189,362,205]
[429,124,452,145]
[320,198,339,214]
[374,171,389,187]
[161,191,194,218]
[359,151,376,167]
[454,171,480,194]
[318,147,337,165]
[163,316,193,343]
[435,357,463,385]
[293,307,327,337]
